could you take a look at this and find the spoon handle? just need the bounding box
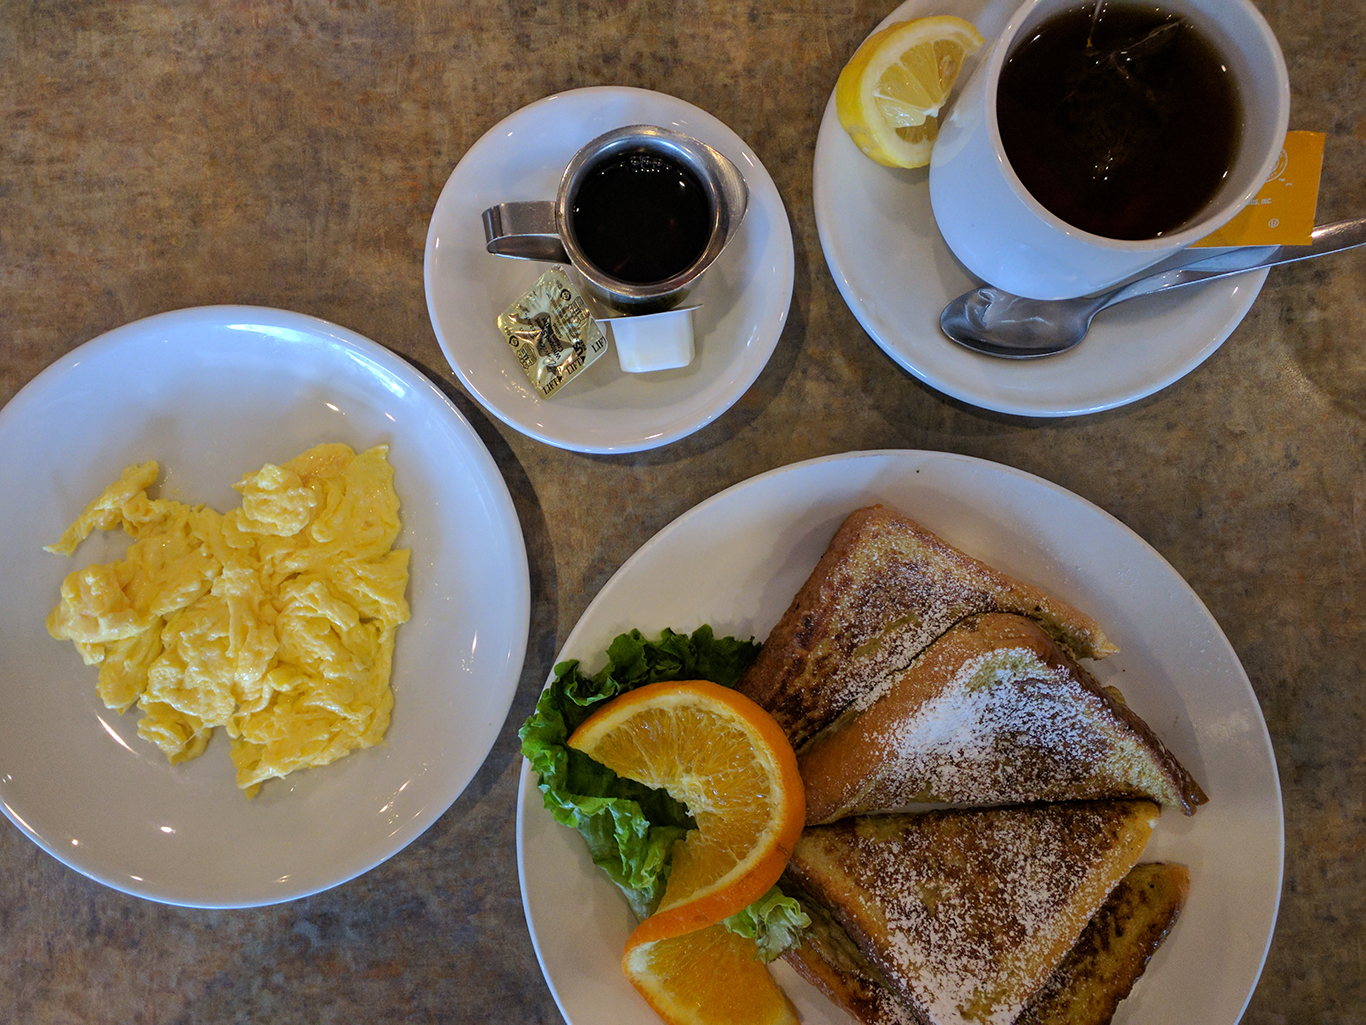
[1102,216,1366,309]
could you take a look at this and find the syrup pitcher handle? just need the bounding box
[482,202,570,263]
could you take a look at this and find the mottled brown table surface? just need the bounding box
[2,2,1362,1023]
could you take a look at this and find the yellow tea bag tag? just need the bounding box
[1193,131,1325,247]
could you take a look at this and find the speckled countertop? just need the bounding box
[1,2,1362,1023]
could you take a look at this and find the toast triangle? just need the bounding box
[1017,861,1190,1025]
[783,801,1160,1025]
[784,860,1189,1025]
[799,613,1207,822]
[737,506,1116,750]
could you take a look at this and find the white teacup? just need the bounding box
[929,0,1289,300]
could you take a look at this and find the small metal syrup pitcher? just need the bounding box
[482,125,748,312]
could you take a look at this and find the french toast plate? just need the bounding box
[0,306,530,908]
[813,0,1269,417]
[516,450,1282,1025]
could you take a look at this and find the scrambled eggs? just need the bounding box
[45,443,410,796]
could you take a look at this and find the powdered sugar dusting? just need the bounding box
[862,648,1129,808]
[796,557,993,745]
[793,806,1140,1025]
[847,611,968,716]
[740,505,1117,751]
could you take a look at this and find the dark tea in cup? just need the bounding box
[996,2,1243,240]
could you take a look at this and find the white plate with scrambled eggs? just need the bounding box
[0,306,530,908]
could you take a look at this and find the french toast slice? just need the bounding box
[799,613,1207,823]
[783,862,1189,1025]
[783,802,1159,1025]
[1017,862,1190,1025]
[782,874,926,1025]
[736,506,1116,750]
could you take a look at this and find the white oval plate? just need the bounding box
[0,306,531,908]
[516,450,1282,1025]
[813,0,1268,417]
[425,86,795,453]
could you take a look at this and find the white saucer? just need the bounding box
[813,0,1269,418]
[516,450,1281,1025]
[425,87,794,453]
[0,307,531,908]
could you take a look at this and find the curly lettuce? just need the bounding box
[519,626,809,958]
[724,886,812,963]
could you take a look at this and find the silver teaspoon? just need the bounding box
[940,217,1366,359]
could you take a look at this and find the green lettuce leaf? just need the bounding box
[723,886,813,963]
[519,625,806,955]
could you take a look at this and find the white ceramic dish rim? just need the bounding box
[424,86,795,453]
[0,305,532,908]
[811,0,1270,417]
[514,448,1284,1025]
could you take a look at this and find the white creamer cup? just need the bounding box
[929,0,1290,300]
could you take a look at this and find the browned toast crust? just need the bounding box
[1017,862,1190,1025]
[785,802,1159,1025]
[737,506,1117,750]
[799,614,1208,822]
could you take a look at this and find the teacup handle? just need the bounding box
[482,202,570,263]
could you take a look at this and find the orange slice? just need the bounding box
[568,679,804,940]
[623,922,799,1025]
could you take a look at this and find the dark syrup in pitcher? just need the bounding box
[997,3,1243,240]
[571,152,712,284]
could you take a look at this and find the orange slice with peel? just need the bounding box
[568,679,804,940]
[623,921,799,1025]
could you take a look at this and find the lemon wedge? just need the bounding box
[835,15,985,168]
